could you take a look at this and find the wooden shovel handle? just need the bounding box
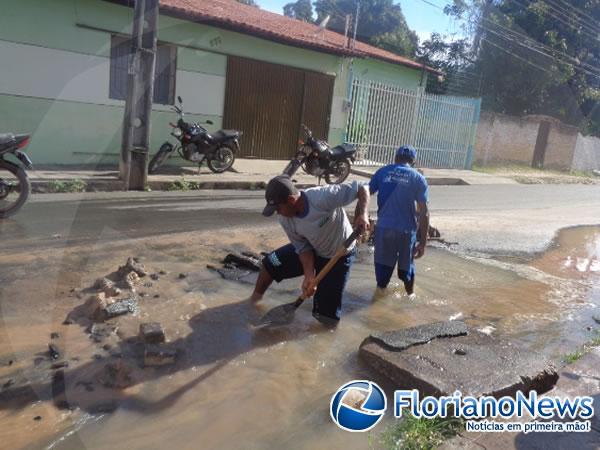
[299,229,361,303]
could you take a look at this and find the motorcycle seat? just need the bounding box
[211,130,240,143]
[0,133,15,146]
[330,144,356,157]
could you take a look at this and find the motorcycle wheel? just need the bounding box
[207,145,235,173]
[325,159,351,184]
[0,160,30,219]
[148,143,173,174]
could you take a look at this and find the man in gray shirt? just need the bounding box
[250,175,370,324]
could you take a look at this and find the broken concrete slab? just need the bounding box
[139,323,166,344]
[144,345,176,367]
[82,294,138,322]
[369,321,468,352]
[118,257,147,278]
[223,253,262,271]
[102,297,139,320]
[360,322,558,398]
[87,323,119,343]
[93,277,121,297]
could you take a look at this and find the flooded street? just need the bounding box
[1,223,600,450]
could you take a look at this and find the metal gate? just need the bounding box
[223,56,334,159]
[345,79,481,168]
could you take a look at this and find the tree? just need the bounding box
[236,0,259,7]
[283,0,314,22]
[313,0,418,56]
[443,0,600,135]
[417,33,475,95]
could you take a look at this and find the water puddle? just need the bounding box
[0,226,599,449]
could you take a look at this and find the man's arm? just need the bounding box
[299,250,317,298]
[414,201,429,259]
[353,184,370,233]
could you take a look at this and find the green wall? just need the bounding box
[0,0,425,164]
[352,58,426,88]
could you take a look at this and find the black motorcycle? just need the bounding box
[0,133,32,218]
[284,125,356,184]
[149,96,242,174]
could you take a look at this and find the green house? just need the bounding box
[0,0,437,165]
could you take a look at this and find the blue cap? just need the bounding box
[395,145,417,161]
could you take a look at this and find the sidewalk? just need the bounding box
[440,347,600,450]
[28,159,517,193]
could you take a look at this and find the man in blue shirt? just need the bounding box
[369,145,429,298]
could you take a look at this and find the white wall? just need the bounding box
[573,133,600,171]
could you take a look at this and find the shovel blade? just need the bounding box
[256,302,299,327]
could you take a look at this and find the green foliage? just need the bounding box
[564,350,584,364]
[377,414,464,450]
[440,0,600,136]
[312,0,418,57]
[417,33,474,95]
[283,0,314,22]
[236,0,259,6]
[47,179,87,193]
[166,177,200,191]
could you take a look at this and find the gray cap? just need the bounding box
[262,175,298,217]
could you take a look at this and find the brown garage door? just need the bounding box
[223,56,334,159]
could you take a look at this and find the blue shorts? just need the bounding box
[262,244,356,323]
[374,228,416,284]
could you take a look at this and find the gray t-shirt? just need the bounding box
[278,180,367,258]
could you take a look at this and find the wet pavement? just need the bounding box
[0,187,600,449]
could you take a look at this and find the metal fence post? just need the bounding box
[465,98,481,169]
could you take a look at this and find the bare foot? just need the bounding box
[247,292,263,303]
[372,286,387,301]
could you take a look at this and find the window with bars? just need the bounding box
[109,35,177,105]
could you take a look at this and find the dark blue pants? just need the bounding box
[262,244,356,323]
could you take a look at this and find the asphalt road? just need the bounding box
[1,184,600,255]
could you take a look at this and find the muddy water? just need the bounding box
[1,226,599,450]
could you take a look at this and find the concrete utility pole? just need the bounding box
[119,0,159,190]
[352,0,360,49]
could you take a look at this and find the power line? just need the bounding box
[509,0,599,43]
[480,36,557,76]
[480,21,600,80]
[553,0,600,30]
[541,0,600,37]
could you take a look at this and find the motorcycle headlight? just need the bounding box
[173,128,183,137]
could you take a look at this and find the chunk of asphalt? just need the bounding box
[139,323,166,345]
[103,297,139,319]
[48,343,61,360]
[223,253,262,271]
[144,345,176,367]
[368,321,469,352]
[360,322,558,398]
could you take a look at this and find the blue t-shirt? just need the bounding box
[369,164,428,232]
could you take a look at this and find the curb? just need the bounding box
[30,180,319,194]
[350,168,469,186]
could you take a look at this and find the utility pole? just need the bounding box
[351,0,360,49]
[119,0,159,190]
[344,14,351,48]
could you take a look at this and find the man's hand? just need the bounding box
[354,184,371,234]
[414,241,426,259]
[302,273,317,298]
[353,213,370,234]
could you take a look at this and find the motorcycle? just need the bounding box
[0,132,32,218]
[149,96,242,174]
[283,125,356,184]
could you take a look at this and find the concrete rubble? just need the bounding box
[139,322,166,344]
[144,345,176,367]
[360,321,558,398]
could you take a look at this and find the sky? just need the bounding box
[257,0,462,43]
